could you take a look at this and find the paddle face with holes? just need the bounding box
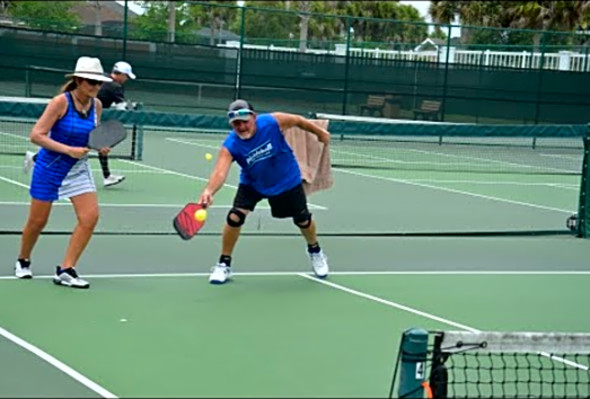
[173,203,207,240]
[88,119,127,150]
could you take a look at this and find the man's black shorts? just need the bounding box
[233,183,309,218]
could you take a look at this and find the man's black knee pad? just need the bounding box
[293,211,312,229]
[227,208,246,227]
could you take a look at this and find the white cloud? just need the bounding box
[116,1,145,16]
[400,0,461,38]
[399,0,432,22]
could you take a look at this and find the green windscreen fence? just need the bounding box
[2,21,590,123]
[0,97,588,237]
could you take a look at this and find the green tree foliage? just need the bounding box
[228,1,294,43]
[186,1,240,45]
[506,1,590,47]
[231,1,427,49]
[6,0,80,32]
[428,1,590,49]
[132,1,196,42]
[340,1,426,47]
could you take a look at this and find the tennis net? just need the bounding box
[315,113,585,176]
[392,329,590,398]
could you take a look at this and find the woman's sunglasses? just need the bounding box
[82,78,103,86]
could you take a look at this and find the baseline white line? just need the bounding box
[1,270,588,281]
[334,168,574,213]
[298,273,479,332]
[0,326,117,398]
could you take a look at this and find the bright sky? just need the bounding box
[399,0,432,22]
[116,1,145,15]
[400,0,461,37]
[119,0,460,38]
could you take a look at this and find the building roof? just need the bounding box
[414,37,460,51]
[71,1,139,25]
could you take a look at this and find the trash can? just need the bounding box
[384,95,402,118]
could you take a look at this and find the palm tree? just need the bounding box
[92,0,102,36]
[0,0,11,15]
[298,1,311,51]
[507,1,590,49]
[167,1,175,42]
[428,1,460,42]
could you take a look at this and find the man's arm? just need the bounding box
[271,112,330,144]
[198,146,233,207]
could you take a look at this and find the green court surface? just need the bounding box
[1,234,589,398]
[2,123,590,397]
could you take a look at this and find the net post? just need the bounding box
[395,328,429,398]
[24,67,31,97]
[577,125,590,238]
[134,102,144,161]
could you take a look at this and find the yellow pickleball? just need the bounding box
[205,153,213,161]
[194,209,207,222]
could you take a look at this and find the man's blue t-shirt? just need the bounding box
[223,113,301,196]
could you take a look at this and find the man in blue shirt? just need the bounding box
[198,99,331,284]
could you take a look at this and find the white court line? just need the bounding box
[298,273,590,371]
[0,177,69,204]
[0,175,29,189]
[1,270,589,281]
[0,165,327,210]
[0,326,117,398]
[540,153,582,161]
[404,179,579,189]
[0,201,243,209]
[165,137,220,150]
[1,270,588,379]
[334,168,575,213]
[298,273,479,332]
[120,159,328,211]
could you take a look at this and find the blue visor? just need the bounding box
[227,108,254,122]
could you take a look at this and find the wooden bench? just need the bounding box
[359,95,386,117]
[413,100,442,121]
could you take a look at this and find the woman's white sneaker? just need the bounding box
[23,151,35,174]
[104,174,125,187]
[15,259,33,279]
[53,267,90,289]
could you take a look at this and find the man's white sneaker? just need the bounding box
[104,174,125,187]
[53,267,89,289]
[15,259,33,279]
[23,151,35,174]
[209,263,232,285]
[309,250,329,279]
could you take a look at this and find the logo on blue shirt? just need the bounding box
[246,140,273,166]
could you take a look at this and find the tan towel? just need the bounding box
[284,120,334,196]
